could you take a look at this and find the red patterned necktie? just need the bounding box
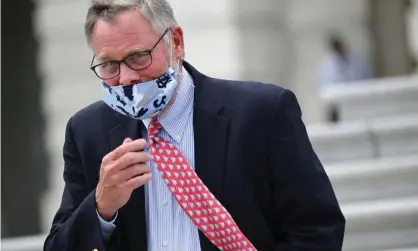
[148,118,256,251]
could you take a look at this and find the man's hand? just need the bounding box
[95,138,152,220]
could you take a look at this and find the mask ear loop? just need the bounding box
[168,31,178,73]
[176,58,182,76]
[169,29,195,88]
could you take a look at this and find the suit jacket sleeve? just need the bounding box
[270,89,345,251]
[44,117,109,251]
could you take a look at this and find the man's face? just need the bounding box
[91,9,184,86]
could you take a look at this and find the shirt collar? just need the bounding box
[143,67,194,143]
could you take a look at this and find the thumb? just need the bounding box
[123,138,133,144]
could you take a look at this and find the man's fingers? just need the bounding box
[103,138,147,162]
[112,163,152,184]
[124,172,152,190]
[114,151,151,171]
[123,137,133,144]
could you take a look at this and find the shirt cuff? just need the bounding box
[97,210,117,240]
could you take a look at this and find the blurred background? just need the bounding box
[2,0,418,250]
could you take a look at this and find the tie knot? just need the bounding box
[148,118,162,138]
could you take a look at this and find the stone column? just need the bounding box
[408,0,418,73]
[2,0,47,237]
[369,0,412,77]
[169,0,242,79]
[231,0,292,89]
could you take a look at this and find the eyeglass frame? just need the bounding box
[90,27,171,80]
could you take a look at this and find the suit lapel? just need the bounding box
[186,62,230,251]
[186,61,230,205]
[108,115,143,150]
[194,106,229,202]
[108,114,148,251]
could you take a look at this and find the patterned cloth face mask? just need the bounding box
[101,68,178,120]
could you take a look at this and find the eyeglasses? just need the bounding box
[90,28,171,80]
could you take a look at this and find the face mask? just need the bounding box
[101,67,179,120]
[101,29,181,120]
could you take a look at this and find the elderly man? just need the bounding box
[44,1,345,251]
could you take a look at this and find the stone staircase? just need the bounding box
[309,76,418,251]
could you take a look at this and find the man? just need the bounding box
[44,1,345,251]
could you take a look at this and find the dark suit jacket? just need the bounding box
[44,62,345,251]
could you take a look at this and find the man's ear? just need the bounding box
[171,25,184,59]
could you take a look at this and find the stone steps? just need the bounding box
[342,196,418,251]
[308,114,418,164]
[320,74,418,122]
[326,155,418,203]
[1,234,47,251]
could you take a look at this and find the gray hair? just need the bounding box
[84,0,178,45]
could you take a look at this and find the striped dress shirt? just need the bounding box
[99,67,201,251]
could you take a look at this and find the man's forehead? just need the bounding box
[94,9,153,30]
[91,10,155,40]
[91,11,158,60]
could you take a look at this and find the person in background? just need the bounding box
[44,1,345,250]
[320,33,373,86]
[319,33,373,122]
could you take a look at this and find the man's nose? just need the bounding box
[119,63,141,85]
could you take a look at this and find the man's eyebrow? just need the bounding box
[96,47,148,62]
[96,53,111,62]
[125,47,148,56]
